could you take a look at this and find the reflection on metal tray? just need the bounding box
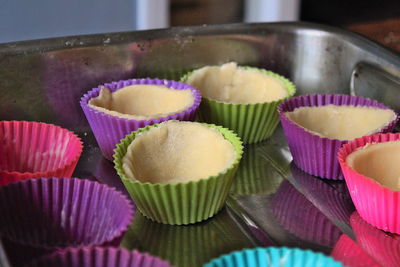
[1,22,400,267]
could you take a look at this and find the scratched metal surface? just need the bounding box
[1,22,400,267]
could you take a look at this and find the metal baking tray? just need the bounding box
[1,22,400,267]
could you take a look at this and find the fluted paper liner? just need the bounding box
[271,181,342,247]
[331,234,380,267]
[80,78,201,160]
[338,133,400,234]
[181,67,296,144]
[0,121,83,186]
[279,94,398,179]
[114,122,243,225]
[204,247,343,267]
[0,178,134,249]
[26,247,171,267]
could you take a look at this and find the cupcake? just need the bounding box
[279,94,398,179]
[80,78,201,160]
[0,178,134,266]
[182,62,296,144]
[204,247,343,267]
[338,132,400,234]
[0,121,83,186]
[26,247,171,267]
[114,120,243,225]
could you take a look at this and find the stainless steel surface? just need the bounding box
[1,22,400,267]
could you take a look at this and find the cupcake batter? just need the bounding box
[185,62,288,104]
[346,140,400,190]
[122,121,236,184]
[89,84,194,120]
[285,105,396,140]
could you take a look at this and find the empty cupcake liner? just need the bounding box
[271,181,342,248]
[26,247,171,267]
[0,177,134,250]
[289,163,355,229]
[0,121,83,186]
[278,94,398,180]
[181,67,296,144]
[204,247,343,267]
[338,132,400,233]
[331,234,381,267]
[114,122,243,225]
[80,78,202,160]
[350,211,400,267]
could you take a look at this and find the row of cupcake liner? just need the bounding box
[113,122,244,225]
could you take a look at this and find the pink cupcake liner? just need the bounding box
[80,78,202,160]
[0,178,134,265]
[0,121,83,186]
[289,164,355,228]
[271,181,342,247]
[331,234,380,267]
[350,211,400,267]
[338,132,400,234]
[26,247,171,267]
[278,94,398,180]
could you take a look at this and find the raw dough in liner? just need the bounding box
[285,105,396,140]
[122,121,236,184]
[346,140,400,190]
[89,84,194,120]
[185,62,288,104]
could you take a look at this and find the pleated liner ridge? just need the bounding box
[114,123,243,225]
[181,67,296,144]
[338,133,400,234]
[80,78,201,161]
[26,247,171,267]
[0,177,134,249]
[278,94,398,180]
[0,121,83,186]
[204,247,343,267]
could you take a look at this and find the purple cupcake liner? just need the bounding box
[0,177,134,264]
[26,247,172,267]
[80,78,202,160]
[271,181,342,248]
[278,94,398,179]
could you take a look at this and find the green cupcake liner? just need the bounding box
[181,66,296,144]
[114,122,243,225]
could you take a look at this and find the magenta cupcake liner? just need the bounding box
[331,234,380,267]
[278,94,398,180]
[351,211,400,267]
[0,121,83,186]
[26,247,171,267]
[271,181,342,247]
[0,178,134,265]
[338,133,400,234]
[80,78,201,160]
[289,164,355,227]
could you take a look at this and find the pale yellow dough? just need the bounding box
[285,105,396,140]
[88,85,194,120]
[346,141,400,190]
[185,62,288,104]
[122,121,236,184]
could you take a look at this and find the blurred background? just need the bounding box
[1,0,400,51]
